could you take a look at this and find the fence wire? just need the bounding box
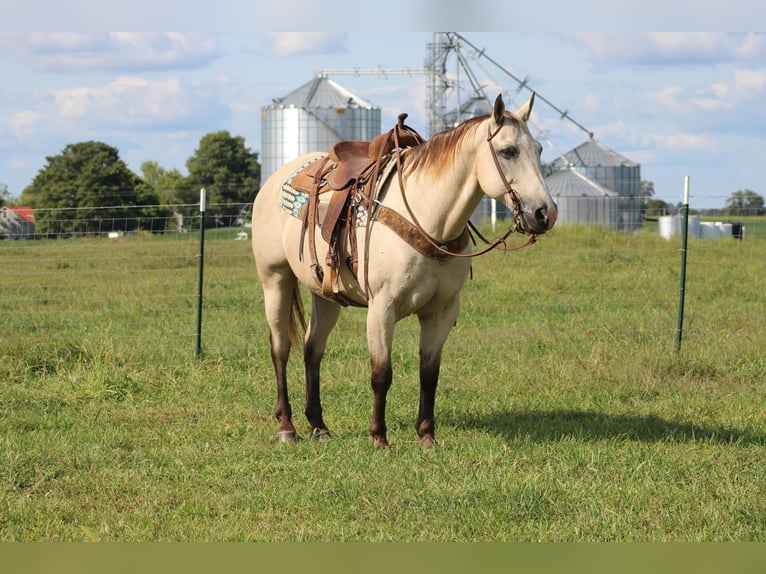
[1,202,764,364]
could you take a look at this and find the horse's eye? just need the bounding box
[500,146,519,160]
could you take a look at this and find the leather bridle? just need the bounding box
[386,113,538,259]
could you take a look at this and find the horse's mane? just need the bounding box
[403,114,487,178]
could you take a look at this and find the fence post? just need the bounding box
[675,176,690,353]
[195,188,206,358]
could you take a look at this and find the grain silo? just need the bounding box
[260,75,381,182]
[546,140,641,231]
[443,96,492,129]
[545,166,619,228]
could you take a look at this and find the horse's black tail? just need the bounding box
[288,286,307,346]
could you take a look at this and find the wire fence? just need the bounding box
[1,201,764,364]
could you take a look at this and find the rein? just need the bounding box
[391,114,537,259]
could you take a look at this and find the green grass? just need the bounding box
[1,223,765,540]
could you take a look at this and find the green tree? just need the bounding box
[725,189,764,216]
[185,131,260,226]
[141,160,186,205]
[21,141,169,235]
[0,183,9,207]
[640,180,655,203]
[639,180,655,219]
[645,198,674,217]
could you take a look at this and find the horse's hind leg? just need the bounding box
[304,294,341,438]
[261,270,301,442]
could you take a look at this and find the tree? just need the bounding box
[184,131,260,226]
[640,180,655,202]
[726,189,764,216]
[0,183,9,207]
[639,180,655,219]
[141,160,186,205]
[645,198,674,217]
[21,141,169,235]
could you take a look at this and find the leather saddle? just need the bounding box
[289,115,425,304]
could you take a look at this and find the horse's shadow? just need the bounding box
[450,408,765,446]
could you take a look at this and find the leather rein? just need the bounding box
[388,114,538,259]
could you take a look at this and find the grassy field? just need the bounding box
[1,222,764,541]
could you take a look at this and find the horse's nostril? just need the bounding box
[535,207,548,222]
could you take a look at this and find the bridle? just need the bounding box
[390,114,538,259]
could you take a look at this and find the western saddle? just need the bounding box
[289,114,470,306]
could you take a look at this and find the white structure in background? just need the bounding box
[659,216,744,240]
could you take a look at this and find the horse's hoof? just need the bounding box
[311,428,332,441]
[421,435,438,449]
[275,430,298,443]
[373,437,389,449]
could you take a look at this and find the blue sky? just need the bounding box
[1,16,765,209]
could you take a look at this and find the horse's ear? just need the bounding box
[492,94,505,125]
[516,93,536,123]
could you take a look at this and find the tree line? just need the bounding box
[2,133,764,235]
[640,181,764,218]
[7,131,260,235]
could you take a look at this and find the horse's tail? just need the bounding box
[288,286,307,345]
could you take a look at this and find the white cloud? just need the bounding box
[733,68,766,97]
[266,32,347,57]
[737,33,766,58]
[645,86,686,112]
[569,33,764,66]
[0,33,221,72]
[638,132,716,152]
[51,76,227,129]
[8,110,40,140]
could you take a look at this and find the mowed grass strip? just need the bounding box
[1,224,764,540]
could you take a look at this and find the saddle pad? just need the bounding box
[278,153,399,229]
[278,158,320,218]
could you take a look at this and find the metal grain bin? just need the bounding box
[545,166,619,228]
[261,75,381,182]
[546,140,641,231]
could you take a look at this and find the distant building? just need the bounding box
[0,206,35,239]
[545,166,619,228]
[546,140,641,231]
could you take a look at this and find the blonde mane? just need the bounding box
[403,115,487,179]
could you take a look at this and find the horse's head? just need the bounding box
[479,94,557,235]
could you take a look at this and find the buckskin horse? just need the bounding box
[251,94,557,448]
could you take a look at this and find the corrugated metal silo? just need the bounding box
[443,96,492,129]
[261,75,381,182]
[545,166,619,227]
[546,140,641,231]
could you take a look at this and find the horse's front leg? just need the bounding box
[303,294,341,439]
[417,298,461,447]
[366,302,396,448]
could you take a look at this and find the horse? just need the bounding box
[251,93,557,448]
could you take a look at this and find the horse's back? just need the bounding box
[252,153,326,280]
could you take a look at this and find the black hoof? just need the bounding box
[275,430,298,443]
[311,428,332,441]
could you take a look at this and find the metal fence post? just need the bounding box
[195,188,206,357]
[675,176,690,353]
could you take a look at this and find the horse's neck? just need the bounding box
[397,147,482,241]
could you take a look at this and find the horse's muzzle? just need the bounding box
[523,201,558,234]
